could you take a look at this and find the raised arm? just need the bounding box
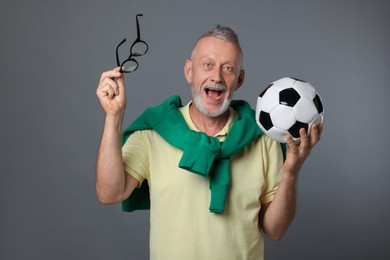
[95,67,139,205]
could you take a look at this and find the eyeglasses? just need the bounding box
[116,14,149,73]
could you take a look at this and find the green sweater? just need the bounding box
[121,95,285,213]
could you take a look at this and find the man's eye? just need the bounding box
[223,66,233,72]
[204,63,212,68]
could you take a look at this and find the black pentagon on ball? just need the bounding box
[313,94,324,113]
[259,111,273,130]
[288,121,308,139]
[259,84,273,97]
[279,88,301,107]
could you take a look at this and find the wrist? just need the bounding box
[282,167,300,182]
[104,113,124,133]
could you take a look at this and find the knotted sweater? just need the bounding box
[121,95,286,213]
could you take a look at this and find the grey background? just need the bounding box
[1,0,389,259]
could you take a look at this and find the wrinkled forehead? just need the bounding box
[191,36,243,66]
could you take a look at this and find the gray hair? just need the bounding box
[191,25,244,68]
[199,24,240,46]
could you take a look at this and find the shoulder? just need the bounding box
[124,129,160,143]
[246,135,284,162]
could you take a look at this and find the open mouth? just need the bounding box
[203,85,226,99]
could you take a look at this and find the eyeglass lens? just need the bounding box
[121,59,138,72]
[131,41,148,56]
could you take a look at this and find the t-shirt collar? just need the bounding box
[180,101,238,138]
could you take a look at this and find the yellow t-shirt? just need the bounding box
[122,102,284,260]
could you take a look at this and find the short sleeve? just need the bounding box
[122,130,150,186]
[259,136,284,204]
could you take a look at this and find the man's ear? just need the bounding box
[184,59,192,84]
[236,69,245,90]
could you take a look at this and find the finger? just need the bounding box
[98,77,117,95]
[318,123,324,136]
[116,69,125,96]
[105,84,115,99]
[99,67,122,84]
[299,128,310,150]
[97,83,114,99]
[310,124,322,146]
[112,67,123,96]
[286,134,297,150]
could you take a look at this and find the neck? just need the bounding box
[189,102,230,136]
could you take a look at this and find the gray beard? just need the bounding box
[191,84,233,118]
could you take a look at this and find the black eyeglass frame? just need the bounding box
[116,14,149,73]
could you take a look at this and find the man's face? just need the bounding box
[184,36,244,117]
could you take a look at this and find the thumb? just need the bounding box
[116,70,126,96]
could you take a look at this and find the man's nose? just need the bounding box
[210,68,223,83]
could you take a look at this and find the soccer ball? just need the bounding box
[255,77,324,143]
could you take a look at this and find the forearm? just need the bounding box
[96,114,127,204]
[261,169,299,240]
[261,125,322,240]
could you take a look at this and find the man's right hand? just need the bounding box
[95,67,139,205]
[96,67,126,116]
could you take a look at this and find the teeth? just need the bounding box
[204,87,225,92]
[202,84,227,96]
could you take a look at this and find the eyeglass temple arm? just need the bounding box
[136,14,143,40]
[116,38,126,67]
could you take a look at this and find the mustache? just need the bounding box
[202,83,227,92]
